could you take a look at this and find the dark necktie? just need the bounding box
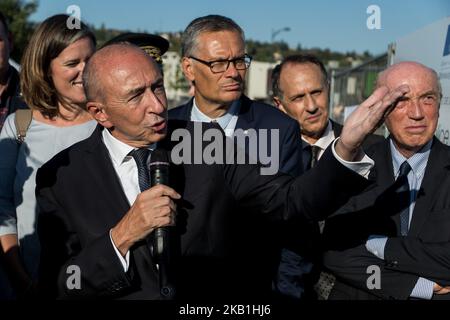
[303,145,321,171]
[397,161,412,236]
[310,145,320,168]
[130,148,151,192]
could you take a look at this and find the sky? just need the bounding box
[29,0,450,55]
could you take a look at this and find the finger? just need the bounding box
[383,85,410,107]
[168,200,177,213]
[375,85,410,120]
[152,215,173,229]
[168,209,177,226]
[359,86,389,108]
[147,185,181,199]
[148,197,176,213]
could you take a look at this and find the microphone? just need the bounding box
[148,148,175,299]
[149,148,170,259]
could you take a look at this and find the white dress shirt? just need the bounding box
[102,128,149,272]
[190,98,240,136]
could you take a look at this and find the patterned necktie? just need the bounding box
[397,161,412,236]
[130,148,151,192]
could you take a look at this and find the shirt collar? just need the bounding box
[191,98,241,131]
[102,128,135,166]
[390,138,432,179]
[102,129,156,166]
[301,120,334,150]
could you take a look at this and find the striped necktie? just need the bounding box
[397,161,412,236]
[130,148,151,192]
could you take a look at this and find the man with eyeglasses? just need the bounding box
[323,61,450,300]
[169,15,305,300]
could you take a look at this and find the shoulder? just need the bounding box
[38,129,98,176]
[245,98,299,129]
[0,113,18,139]
[168,100,192,120]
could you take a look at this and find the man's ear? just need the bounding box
[273,97,286,113]
[87,101,113,128]
[181,56,195,82]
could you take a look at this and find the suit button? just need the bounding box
[386,260,398,267]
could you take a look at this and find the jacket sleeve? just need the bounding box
[278,120,302,177]
[384,238,450,285]
[323,244,419,300]
[223,145,372,223]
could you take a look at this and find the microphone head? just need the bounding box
[150,148,169,167]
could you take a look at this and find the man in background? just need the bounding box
[272,54,382,299]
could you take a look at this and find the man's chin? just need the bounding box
[220,91,243,103]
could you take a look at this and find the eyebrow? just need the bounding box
[125,77,164,97]
[126,85,145,98]
[210,55,246,62]
[288,87,323,101]
[63,59,80,65]
[402,90,439,98]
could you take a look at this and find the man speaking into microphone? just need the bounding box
[36,43,408,299]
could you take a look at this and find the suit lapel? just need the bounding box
[331,120,343,138]
[180,99,194,120]
[82,125,130,221]
[371,139,395,186]
[235,95,254,131]
[409,139,450,236]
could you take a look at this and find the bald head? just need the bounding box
[83,43,159,102]
[378,61,441,158]
[377,61,441,96]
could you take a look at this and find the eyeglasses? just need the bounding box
[189,54,252,73]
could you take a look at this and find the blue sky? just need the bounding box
[30,0,450,55]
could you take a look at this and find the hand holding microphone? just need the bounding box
[110,149,179,258]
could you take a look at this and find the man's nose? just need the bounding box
[223,61,240,78]
[146,90,166,114]
[408,98,425,120]
[304,95,317,112]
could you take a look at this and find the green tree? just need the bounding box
[0,0,38,62]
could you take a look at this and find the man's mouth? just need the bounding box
[223,83,241,91]
[152,119,166,132]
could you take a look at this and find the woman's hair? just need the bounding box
[20,14,96,118]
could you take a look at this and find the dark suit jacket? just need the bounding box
[323,137,450,300]
[169,95,303,176]
[171,96,306,299]
[36,121,369,300]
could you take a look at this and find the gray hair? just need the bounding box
[181,15,245,57]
